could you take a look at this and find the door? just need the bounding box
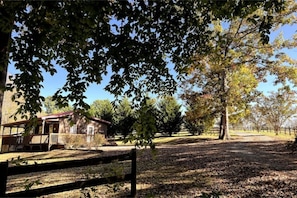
[86,125,94,143]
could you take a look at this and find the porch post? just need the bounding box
[41,119,46,134]
[0,126,4,152]
[48,133,51,151]
[9,127,12,151]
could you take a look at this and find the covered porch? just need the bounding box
[1,116,61,152]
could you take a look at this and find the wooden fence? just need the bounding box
[246,127,297,136]
[0,149,136,197]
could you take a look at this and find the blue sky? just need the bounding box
[8,22,297,105]
[257,24,297,94]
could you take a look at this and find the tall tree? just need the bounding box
[257,87,297,135]
[156,95,182,136]
[89,99,114,122]
[181,1,297,139]
[0,1,285,126]
[43,96,57,115]
[89,99,115,137]
[113,97,135,138]
[183,93,216,135]
[181,60,259,139]
[43,96,73,114]
[1,75,24,124]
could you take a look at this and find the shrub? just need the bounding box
[88,134,107,149]
[63,133,107,149]
[63,134,86,149]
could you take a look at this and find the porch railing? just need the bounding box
[48,133,86,150]
[0,134,49,152]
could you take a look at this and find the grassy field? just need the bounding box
[232,129,296,141]
[115,129,296,146]
[115,131,220,146]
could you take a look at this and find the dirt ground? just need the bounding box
[1,132,297,197]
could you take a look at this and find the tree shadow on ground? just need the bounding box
[134,140,297,197]
[5,139,297,197]
[156,137,214,145]
[6,154,132,196]
[4,149,127,164]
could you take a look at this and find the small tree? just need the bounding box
[127,97,157,148]
[257,87,297,135]
[245,105,266,132]
[156,95,183,136]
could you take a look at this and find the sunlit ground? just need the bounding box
[232,129,296,141]
[115,131,219,146]
[115,129,296,146]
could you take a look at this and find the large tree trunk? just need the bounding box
[274,125,280,135]
[218,69,230,140]
[219,107,230,140]
[0,5,15,125]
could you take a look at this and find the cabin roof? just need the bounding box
[2,111,111,128]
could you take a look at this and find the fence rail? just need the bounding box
[238,127,297,136]
[0,149,136,197]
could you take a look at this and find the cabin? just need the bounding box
[0,111,110,152]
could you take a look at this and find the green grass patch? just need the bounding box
[115,132,219,146]
[115,129,296,146]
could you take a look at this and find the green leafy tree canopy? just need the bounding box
[156,95,183,136]
[43,96,73,114]
[89,99,114,122]
[180,1,296,139]
[0,0,285,123]
[113,97,135,138]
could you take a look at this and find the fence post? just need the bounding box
[0,161,8,197]
[130,149,136,197]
